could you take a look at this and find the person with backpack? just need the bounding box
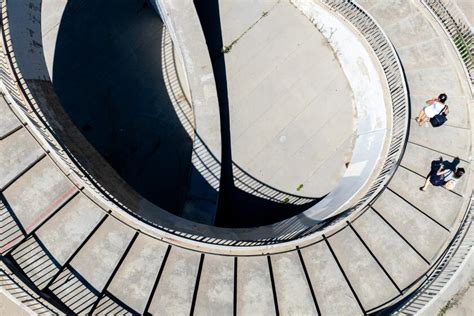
[415,93,449,127]
[420,159,465,191]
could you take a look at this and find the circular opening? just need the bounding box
[7,0,396,243]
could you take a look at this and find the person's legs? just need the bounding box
[420,174,431,191]
[420,115,430,126]
[417,110,428,126]
[415,109,425,122]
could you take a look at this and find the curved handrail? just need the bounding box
[381,193,473,314]
[0,263,63,315]
[422,0,474,95]
[0,0,408,246]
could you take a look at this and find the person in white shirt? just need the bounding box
[415,93,449,126]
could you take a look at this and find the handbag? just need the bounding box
[444,179,456,190]
[430,105,447,127]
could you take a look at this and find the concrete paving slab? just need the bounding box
[3,157,76,233]
[147,246,201,316]
[194,255,233,316]
[409,124,471,162]
[69,216,135,291]
[0,128,44,190]
[384,13,437,47]
[0,292,31,316]
[36,194,105,265]
[236,256,275,315]
[271,251,318,315]
[222,0,354,195]
[388,167,463,228]
[352,209,429,289]
[405,67,464,98]
[365,0,415,23]
[301,241,363,316]
[373,189,449,262]
[397,38,450,70]
[107,234,168,314]
[0,97,21,139]
[328,227,400,311]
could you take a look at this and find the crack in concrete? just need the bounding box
[222,0,281,54]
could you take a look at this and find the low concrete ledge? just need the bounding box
[151,0,222,223]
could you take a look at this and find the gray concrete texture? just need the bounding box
[107,234,168,314]
[36,194,105,265]
[0,0,473,315]
[147,246,201,315]
[0,97,21,139]
[221,0,355,197]
[0,127,44,190]
[69,216,135,291]
[3,157,77,233]
[301,241,363,315]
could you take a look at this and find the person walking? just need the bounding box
[415,93,449,127]
[420,159,465,191]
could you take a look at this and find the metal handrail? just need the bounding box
[0,263,63,315]
[422,0,474,93]
[387,194,473,314]
[0,0,408,246]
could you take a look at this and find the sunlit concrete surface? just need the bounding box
[221,0,355,197]
[0,0,473,314]
[0,293,31,316]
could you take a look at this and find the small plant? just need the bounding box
[221,46,231,54]
[296,184,304,191]
[283,197,290,204]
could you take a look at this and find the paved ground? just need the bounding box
[220,0,355,197]
[0,0,472,314]
[445,279,474,316]
[0,293,30,316]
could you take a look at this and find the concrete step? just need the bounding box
[106,234,169,315]
[93,294,132,315]
[400,142,467,196]
[301,241,363,315]
[147,246,201,315]
[372,189,449,262]
[48,267,99,314]
[10,235,59,289]
[35,194,105,267]
[388,167,462,229]
[408,124,471,162]
[68,216,136,293]
[0,197,24,253]
[351,209,430,289]
[0,96,21,140]
[2,157,78,234]
[194,254,234,316]
[236,256,276,315]
[327,226,400,311]
[270,251,318,315]
[0,127,44,190]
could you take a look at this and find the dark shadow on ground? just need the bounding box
[52,0,194,214]
[193,0,320,228]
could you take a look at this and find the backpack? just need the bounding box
[430,105,448,127]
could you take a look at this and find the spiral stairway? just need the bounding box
[0,0,473,315]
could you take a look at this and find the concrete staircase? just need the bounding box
[0,0,472,315]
